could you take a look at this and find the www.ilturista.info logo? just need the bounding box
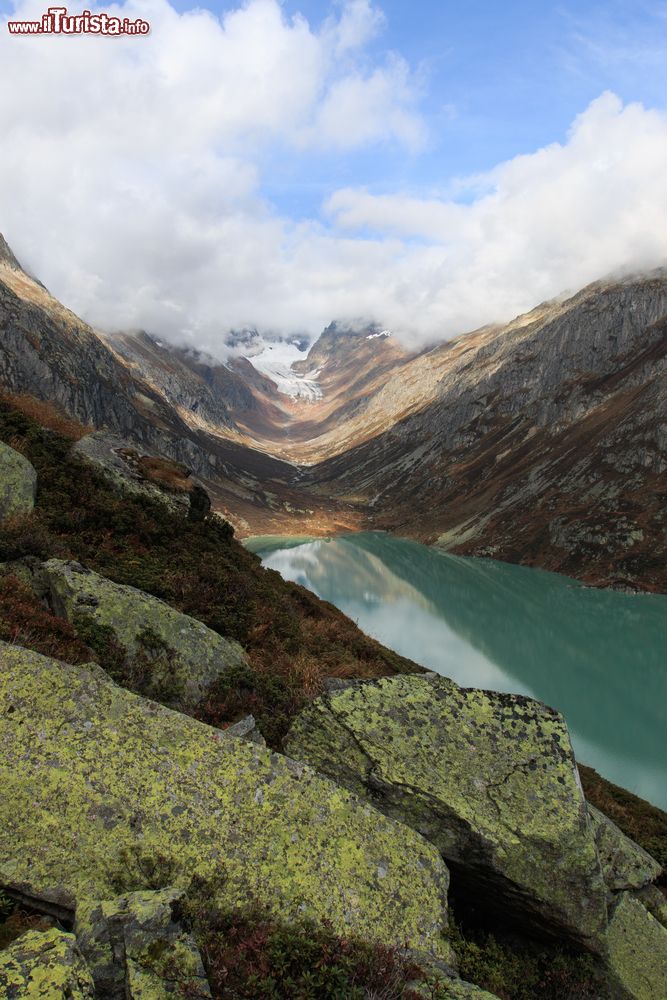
[7,6,150,33]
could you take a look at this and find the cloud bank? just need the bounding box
[1,0,667,354]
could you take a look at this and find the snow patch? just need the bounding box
[249,341,323,401]
[367,330,391,340]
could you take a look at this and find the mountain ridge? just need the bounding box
[1,234,666,590]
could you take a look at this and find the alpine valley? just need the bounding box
[1,232,667,1000]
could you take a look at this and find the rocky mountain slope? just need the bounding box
[1,404,667,999]
[1,231,666,590]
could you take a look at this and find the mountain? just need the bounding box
[1,233,666,590]
[300,274,667,591]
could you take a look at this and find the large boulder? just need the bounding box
[0,643,452,962]
[30,558,247,711]
[604,892,667,1000]
[588,805,662,893]
[285,674,608,949]
[0,442,36,521]
[75,886,211,999]
[0,928,96,998]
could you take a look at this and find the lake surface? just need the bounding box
[247,532,667,809]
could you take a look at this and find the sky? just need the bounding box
[1,0,667,353]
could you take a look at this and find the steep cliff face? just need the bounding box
[0,243,311,531]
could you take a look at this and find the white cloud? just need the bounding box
[1,0,667,355]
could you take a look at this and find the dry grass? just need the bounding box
[137,454,193,493]
[0,390,91,441]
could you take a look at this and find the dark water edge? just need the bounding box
[246,531,667,810]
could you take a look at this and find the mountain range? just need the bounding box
[1,232,665,591]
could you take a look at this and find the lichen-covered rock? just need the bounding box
[0,928,96,998]
[588,805,662,893]
[0,643,452,962]
[75,887,211,999]
[604,892,667,1000]
[634,884,667,930]
[33,558,247,711]
[72,432,191,515]
[285,674,607,949]
[0,442,37,521]
[223,713,266,746]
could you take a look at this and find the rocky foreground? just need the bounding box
[1,411,667,998]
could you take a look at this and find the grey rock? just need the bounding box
[285,673,608,950]
[75,886,211,999]
[588,804,662,893]
[31,557,248,711]
[0,441,37,521]
[224,714,266,746]
[0,928,96,998]
[604,892,667,1000]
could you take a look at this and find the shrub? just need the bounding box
[181,887,425,1000]
[449,921,607,1000]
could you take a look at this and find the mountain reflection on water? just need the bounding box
[248,532,667,809]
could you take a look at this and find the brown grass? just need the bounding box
[0,390,91,441]
[136,455,193,493]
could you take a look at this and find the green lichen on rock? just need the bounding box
[604,892,667,1000]
[285,675,608,948]
[33,558,248,710]
[0,643,452,962]
[0,928,95,998]
[588,805,662,893]
[633,885,667,930]
[0,442,37,522]
[75,886,211,998]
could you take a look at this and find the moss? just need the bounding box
[0,643,452,961]
[182,897,468,1000]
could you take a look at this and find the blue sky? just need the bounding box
[2,0,667,348]
[218,0,667,219]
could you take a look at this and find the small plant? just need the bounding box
[180,886,426,1000]
[448,919,607,1000]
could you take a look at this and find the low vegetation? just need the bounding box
[0,393,418,745]
[1,392,665,999]
[449,921,606,1000]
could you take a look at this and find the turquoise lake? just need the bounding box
[247,532,667,810]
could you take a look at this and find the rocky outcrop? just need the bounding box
[0,442,36,521]
[75,887,211,999]
[0,643,452,961]
[72,432,192,515]
[0,928,96,998]
[286,675,667,996]
[633,884,667,929]
[605,892,667,1000]
[25,558,247,711]
[286,675,613,946]
[589,805,662,893]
